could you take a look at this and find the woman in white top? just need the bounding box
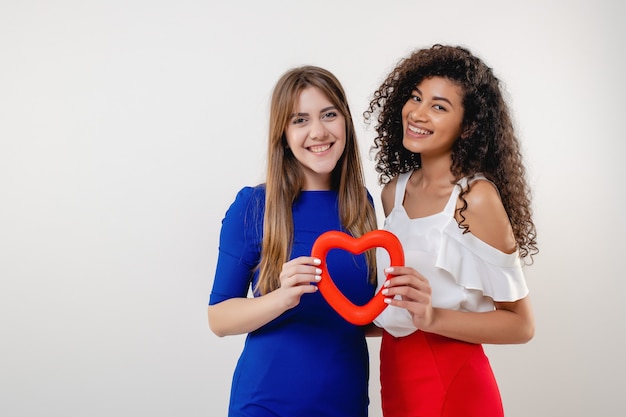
[364,44,538,417]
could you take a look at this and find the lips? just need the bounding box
[308,143,332,153]
[408,124,432,135]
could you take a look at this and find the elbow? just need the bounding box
[210,325,228,338]
[523,322,535,344]
[207,306,227,338]
[209,323,228,338]
[498,298,535,344]
[517,319,535,344]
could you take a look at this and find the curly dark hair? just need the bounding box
[364,44,538,260]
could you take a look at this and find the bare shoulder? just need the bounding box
[380,176,399,217]
[457,179,516,253]
[464,179,502,211]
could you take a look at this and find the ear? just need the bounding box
[461,123,476,139]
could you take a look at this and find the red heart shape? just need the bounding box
[311,230,404,325]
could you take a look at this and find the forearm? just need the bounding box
[424,298,534,345]
[208,292,288,337]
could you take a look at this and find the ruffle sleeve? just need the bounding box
[436,220,529,302]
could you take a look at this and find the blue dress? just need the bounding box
[210,186,374,417]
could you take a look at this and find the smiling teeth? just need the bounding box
[309,144,331,153]
[408,125,432,135]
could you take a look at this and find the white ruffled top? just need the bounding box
[374,171,529,337]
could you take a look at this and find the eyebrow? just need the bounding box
[414,87,455,107]
[290,106,338,118]
[319,106,337,114]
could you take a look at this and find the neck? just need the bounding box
[301,174,332,191]
[415,154,454,189]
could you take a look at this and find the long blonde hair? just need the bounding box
[256,66,377,295]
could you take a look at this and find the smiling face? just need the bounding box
[401,76,465,159]
[284,86,346,190]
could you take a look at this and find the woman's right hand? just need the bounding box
[381,266,434,330]
[276,256,322,309]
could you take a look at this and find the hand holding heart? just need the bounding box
[380,265,435,331]
[278,256,325,310]
[311,230,405,325]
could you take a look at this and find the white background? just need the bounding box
[1,1,624,416]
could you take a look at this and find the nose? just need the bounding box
[408,103,426,122]
[309,119,328,140]
[409,109,423,122]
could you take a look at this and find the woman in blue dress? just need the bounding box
[208,66,378,417]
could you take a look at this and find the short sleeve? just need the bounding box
[436,220,529,302]
[209,186,265,305]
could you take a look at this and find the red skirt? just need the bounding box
[380,330,504,417]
